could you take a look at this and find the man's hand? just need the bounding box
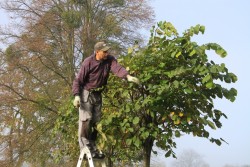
[127,75,140,84]
[73,95,80,108]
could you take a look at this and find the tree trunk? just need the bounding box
[8,127,14,167]
[107,157,113,167]
[107,146,113,167]
[143,137,154,167]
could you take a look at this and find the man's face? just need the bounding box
[96,50,109,60]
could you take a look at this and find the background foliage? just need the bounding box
[0,0,154,166]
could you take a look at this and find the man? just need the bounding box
[72,41,139,158]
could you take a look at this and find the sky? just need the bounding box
[0,1,249,167]
[148,0,250,167]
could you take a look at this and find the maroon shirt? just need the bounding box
[72,54,128,96]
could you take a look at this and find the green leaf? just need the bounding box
[228,88,237,102]
[141,131,150,139]
[203,131,209,138]
[171,51,177,58]
[133,117,140,125]
[202,74,211,83]
[231,75,237,83]
[173,80,179,88]
[175,130,181,137]
[184,88,193,94]
[229,73,238,83]
[174,119,181,125]
[207,120,216,130]
[133,137,140,148]
[126,139,132,146]
[200,25,205,34]
[176,51,182,58]
[224,75,231,83]
[156,28,163,35]
[151,131,157,138]
[165,150,172,157]
[216,49,227,58]
[128,128,134,132]
[206,81,214,89]
[215,139,221,146]
[189,49,196,56]
[159,62,165,68]
[194,25,200,34]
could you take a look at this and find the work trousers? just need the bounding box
[78,89,102,151]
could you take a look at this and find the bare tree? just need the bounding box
[0,0,154,166]
[171,149,210,167]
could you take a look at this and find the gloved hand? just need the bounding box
[73,95,80,107]
[127,75,140,84]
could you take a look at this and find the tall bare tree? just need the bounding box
[0,0,154,166]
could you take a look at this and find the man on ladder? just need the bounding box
[72,41,140,166]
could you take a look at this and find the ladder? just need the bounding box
[77,147,106,167]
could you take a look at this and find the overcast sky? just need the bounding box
[1,0,250,167]
[149,0,250,167]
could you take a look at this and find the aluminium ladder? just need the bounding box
[76,147,106,167]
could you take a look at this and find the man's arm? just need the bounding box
[72,60,89,96]
[110,56,128,79]
[72,60,89,107]
[110,56,140,84]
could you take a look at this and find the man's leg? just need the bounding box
[78,118,90,151]
[89,121,98,148]
[89,92,102,149]
[78,98,93,151]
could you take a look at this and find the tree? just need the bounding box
[0,41,66,166]
[98,21,237,167]
[171,149,209,167]
[0,0,154,166]
[0,0,154,60]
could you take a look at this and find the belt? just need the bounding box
[89,90,102,94]
[89,87,105,93]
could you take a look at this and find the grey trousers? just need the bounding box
[78,90,102,151]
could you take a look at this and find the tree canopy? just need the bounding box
[97,21,237,167]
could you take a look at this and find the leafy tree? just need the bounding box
[98,21,237,167]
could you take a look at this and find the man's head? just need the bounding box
[94,42,110,60]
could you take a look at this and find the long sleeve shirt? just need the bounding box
[72,54,128,96]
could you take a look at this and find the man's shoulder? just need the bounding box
[85,54,95,61]
[82,54,95,64]
[107,55,116,60]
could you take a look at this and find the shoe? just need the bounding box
[91,149,105,159]
[85,143,105,159]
